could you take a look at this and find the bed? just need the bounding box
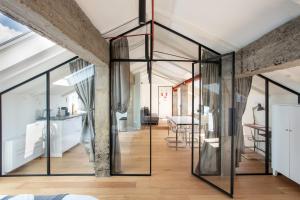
[0,194,97,200]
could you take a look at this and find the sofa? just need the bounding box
[140,107,159,125]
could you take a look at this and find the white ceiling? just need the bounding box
[74,0,300,86]
[263,65,300,94]
[75,0,300,53]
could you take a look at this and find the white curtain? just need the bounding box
[69,59,95,162]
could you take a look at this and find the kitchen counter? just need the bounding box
[37,113,86,121]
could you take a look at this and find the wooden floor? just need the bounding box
[0,124,299,199]
[8,144,94,175]
[236,149,266,174]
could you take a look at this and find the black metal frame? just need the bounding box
[190,52,236,198]
[236,74,300,176]
[108,20,236,197]
[0,56,96,177]
[109,34,152,176]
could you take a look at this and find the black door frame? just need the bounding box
[191,52,236,197]
[109,20,235,197]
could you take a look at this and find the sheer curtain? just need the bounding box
[199,50,220,174]
[69,58,95,162]
[235,76,252,166]
[111,37,130,173]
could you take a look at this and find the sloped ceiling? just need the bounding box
[75,0,300,86]
[263,65,300,94]
[75,0,300,52]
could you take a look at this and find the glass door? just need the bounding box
[192,50,235,197]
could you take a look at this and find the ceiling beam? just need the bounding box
[152,68,184,83]
[0,0,109,66]
[154,54,192,73]
[236,16,300,77]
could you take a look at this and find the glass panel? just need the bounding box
[193,49,234,195]
[1,76,47,175]
[124,25,149,60]
[269,82,298,173]
[49,60,95,174]
[111,61,150,174]
[0,12,30,44]
[192,63,201,174]
[153,25,198,60]
[237,75,266,174]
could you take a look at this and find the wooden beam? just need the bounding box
[236,16,300,77]
[0,0,109,66]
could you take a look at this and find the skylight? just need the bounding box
[53,64,95,86]
[0,12,30,44]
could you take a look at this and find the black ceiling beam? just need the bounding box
[139,0,146,24]
[110,21,151,42]
[109,20,221,56]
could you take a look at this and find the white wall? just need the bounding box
[242,78,298,152]
[2,93,45,141]
[140,73,173,115]
[242,87,265,148]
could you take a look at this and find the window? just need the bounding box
[0,13,30,45]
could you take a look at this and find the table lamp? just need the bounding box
[252,103,264,124]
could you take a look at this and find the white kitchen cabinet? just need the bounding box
[50,115,82,157]
[3,121,45,174]
[2,115,82,174]
[272,104,300,184]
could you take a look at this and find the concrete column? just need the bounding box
[180,84,189,115]
[94,64,110,177]
[172,90,178,115]
[126,74,135,128]
[133,73,141,129]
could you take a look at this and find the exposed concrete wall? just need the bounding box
[236,16,300,77]
[172,90,178,115]
[94,64,110,177]
[126,73,135,128]
[0,0,109,66]
[133,73,141,129]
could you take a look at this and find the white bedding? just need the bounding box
[0,195,97,200]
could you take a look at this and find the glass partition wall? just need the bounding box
[110,60,151,175]
[1,76,47,175]
[0,57,95,176]
[191,49,235,197]
[109,22,236,196]
[237,75,267,174]
[49,61,95,174]
[236,74,300,175]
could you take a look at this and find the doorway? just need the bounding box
[109,21,236,198]
[191,52,236,197]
